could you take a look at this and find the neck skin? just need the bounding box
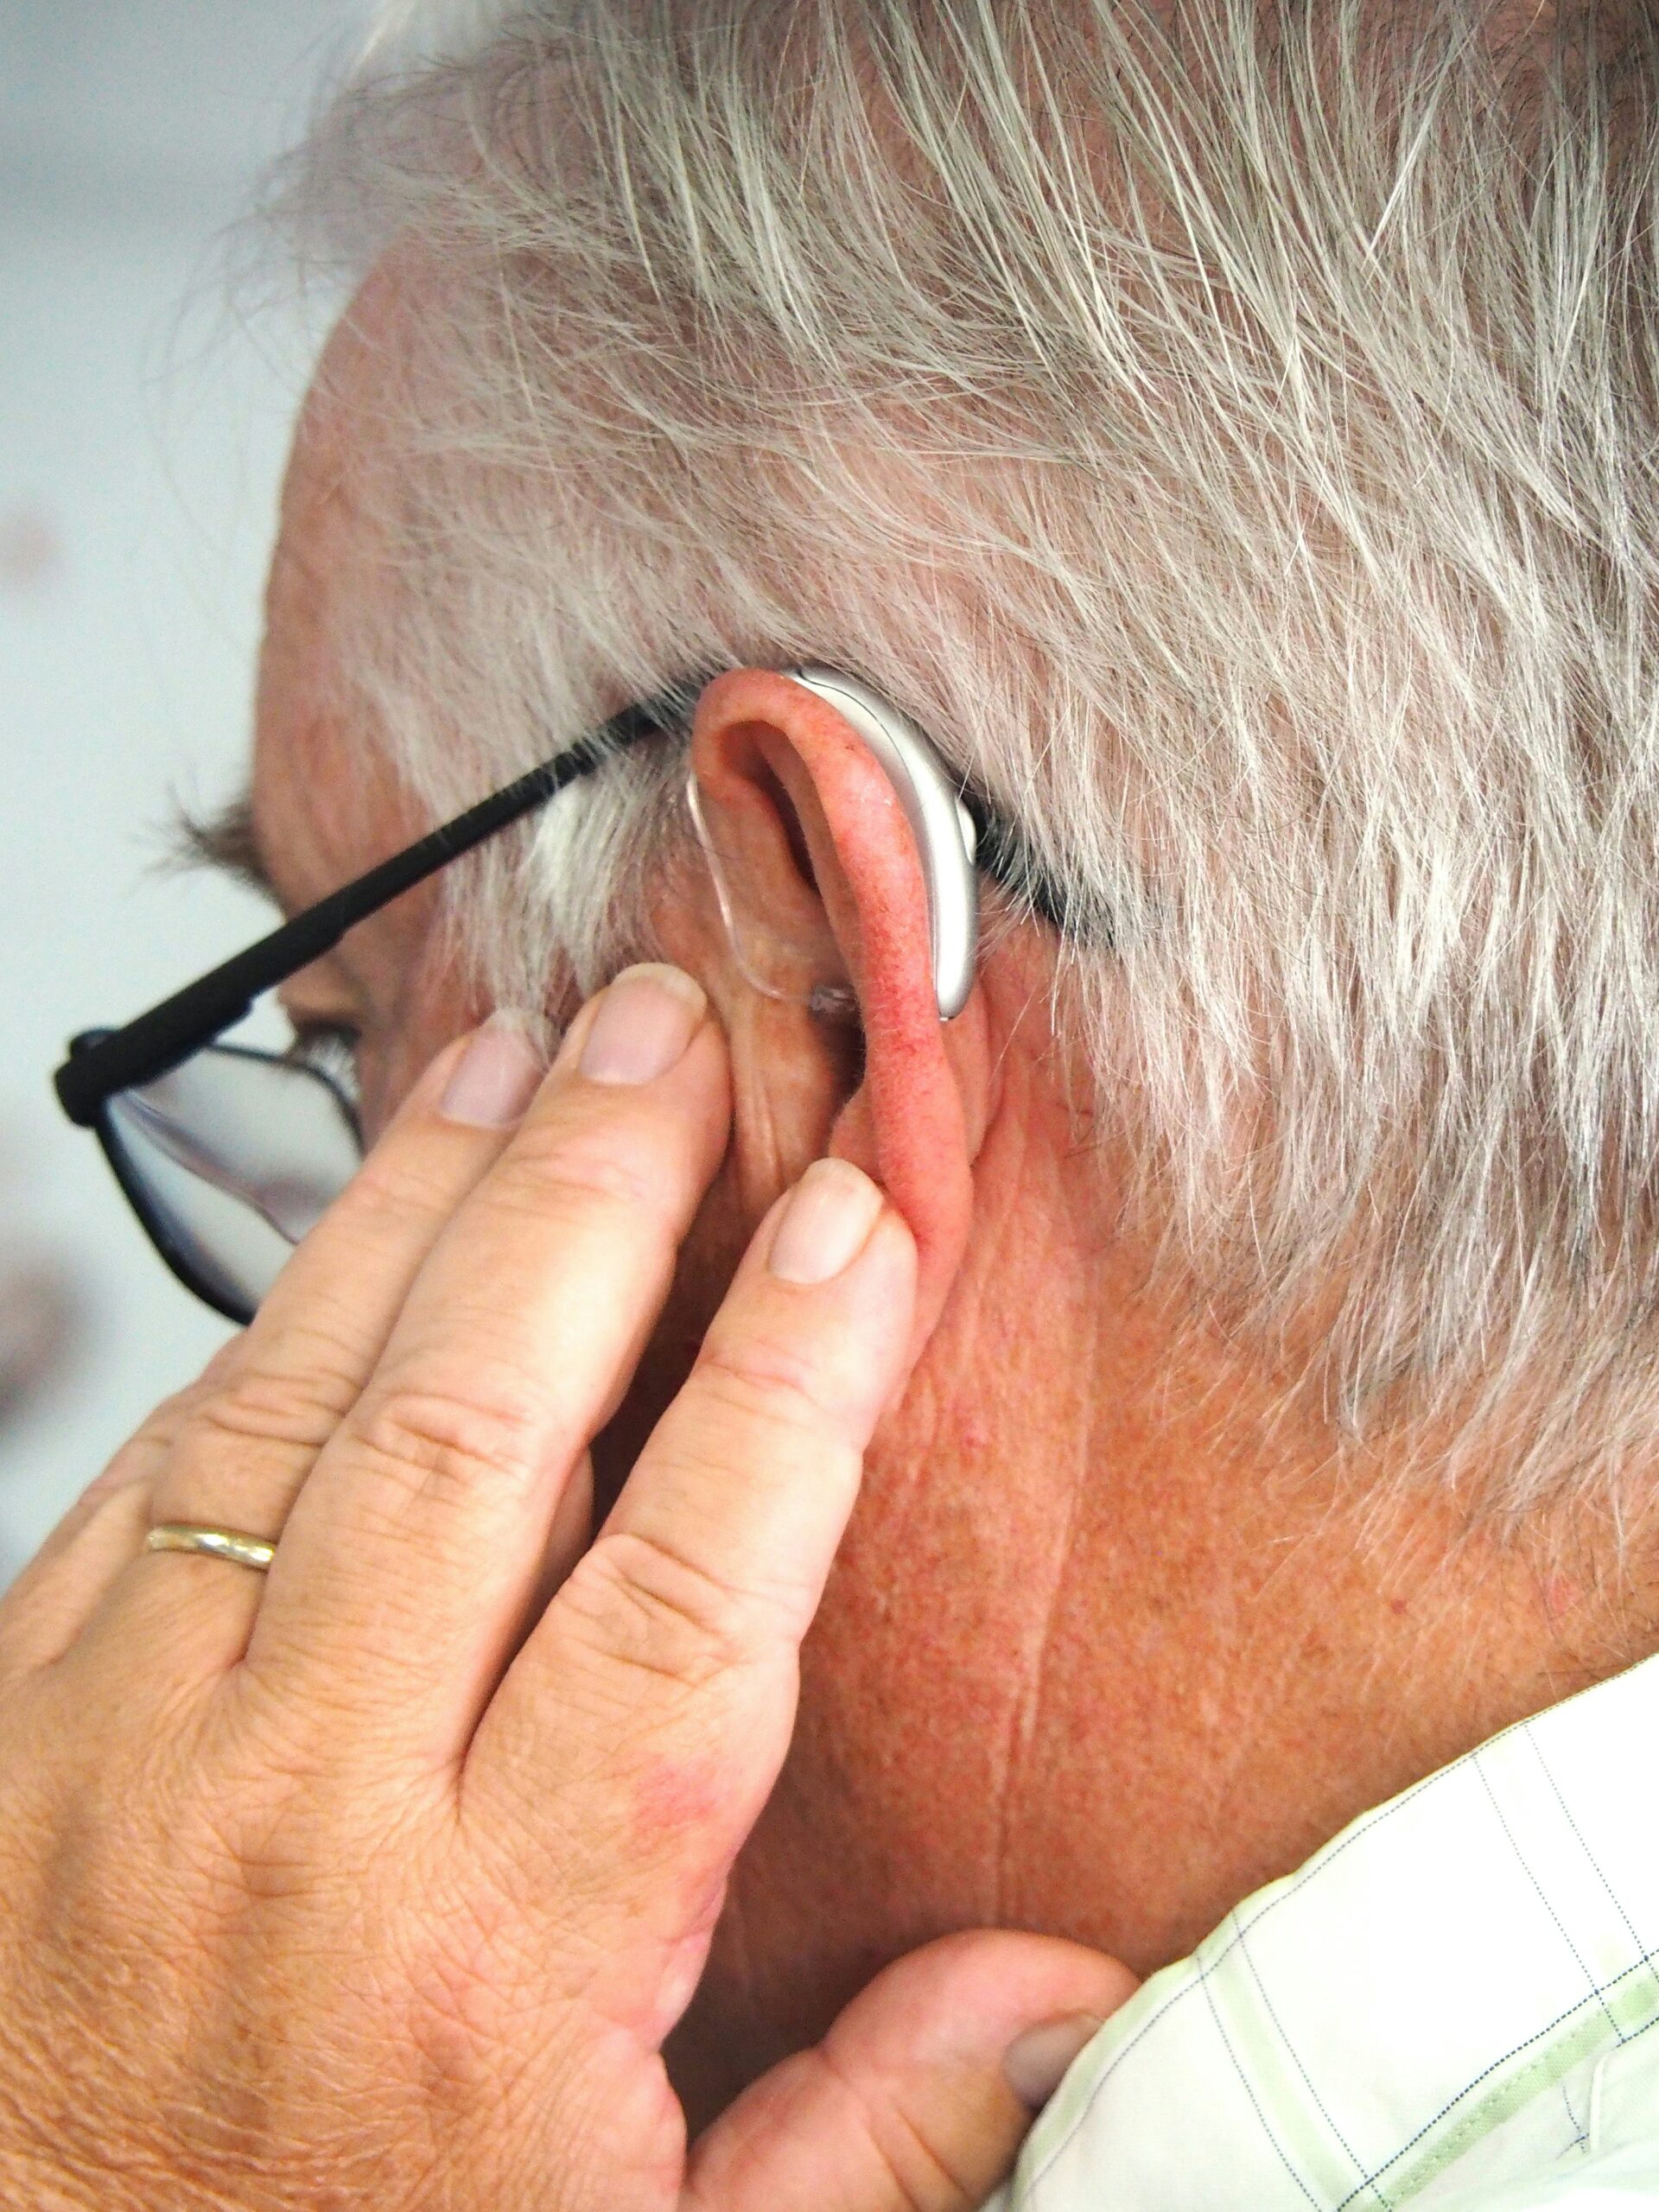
[647,925,1659,2124]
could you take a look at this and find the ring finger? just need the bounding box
[62,1014,552,1680]
[0,1337,246,1678]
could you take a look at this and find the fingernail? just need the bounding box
[579,964,707,1085]
[768,1159,884,1285]
[1002,2013,1104,2109]
[439,1014,545,1127]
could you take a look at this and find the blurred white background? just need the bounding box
[1,1,371,1581]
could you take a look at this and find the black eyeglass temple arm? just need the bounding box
[52,703,675,1128]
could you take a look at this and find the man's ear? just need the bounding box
[677,667,995,1357]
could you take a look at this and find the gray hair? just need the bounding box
[273,0,1659,1528]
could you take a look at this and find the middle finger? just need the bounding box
[245,963,731,1770]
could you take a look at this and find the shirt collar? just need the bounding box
[1001,1649,1659,2210]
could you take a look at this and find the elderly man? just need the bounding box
[9,0,1659,2203]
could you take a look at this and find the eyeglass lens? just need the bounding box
[99,1046,362,1323]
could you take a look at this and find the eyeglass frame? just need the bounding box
[54,670,1068,1314]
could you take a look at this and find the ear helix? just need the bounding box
[683,666,980,1023]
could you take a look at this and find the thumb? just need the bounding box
[680,1930,1139,2212]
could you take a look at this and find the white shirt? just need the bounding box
[983,1651,1659,2209]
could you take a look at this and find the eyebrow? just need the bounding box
[169,792,283,908]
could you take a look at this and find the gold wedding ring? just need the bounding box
[144,1522,277,1573]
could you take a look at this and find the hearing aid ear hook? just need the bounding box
[683,666,980,1024]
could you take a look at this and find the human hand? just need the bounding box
[0,965,1135,2211]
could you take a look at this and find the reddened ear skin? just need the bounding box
[786,666,981,1023]
[690,670,990,1363]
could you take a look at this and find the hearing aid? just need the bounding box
[685,664,982,1026]
[784,668,980,1020]
[685,664,980,1021]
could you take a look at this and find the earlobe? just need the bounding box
[688,669,993,1357]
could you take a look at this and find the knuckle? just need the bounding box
[560,1527,769,1689]
[184,1351,359,1456]
[147,1374,218,1435]
[343,1141,530,1268]
[350,1139,467,1220]
[811,2044,982,2212]
[349,1373,548,1510]
[498,1113,679,1224]
[693,1331,850,1441]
